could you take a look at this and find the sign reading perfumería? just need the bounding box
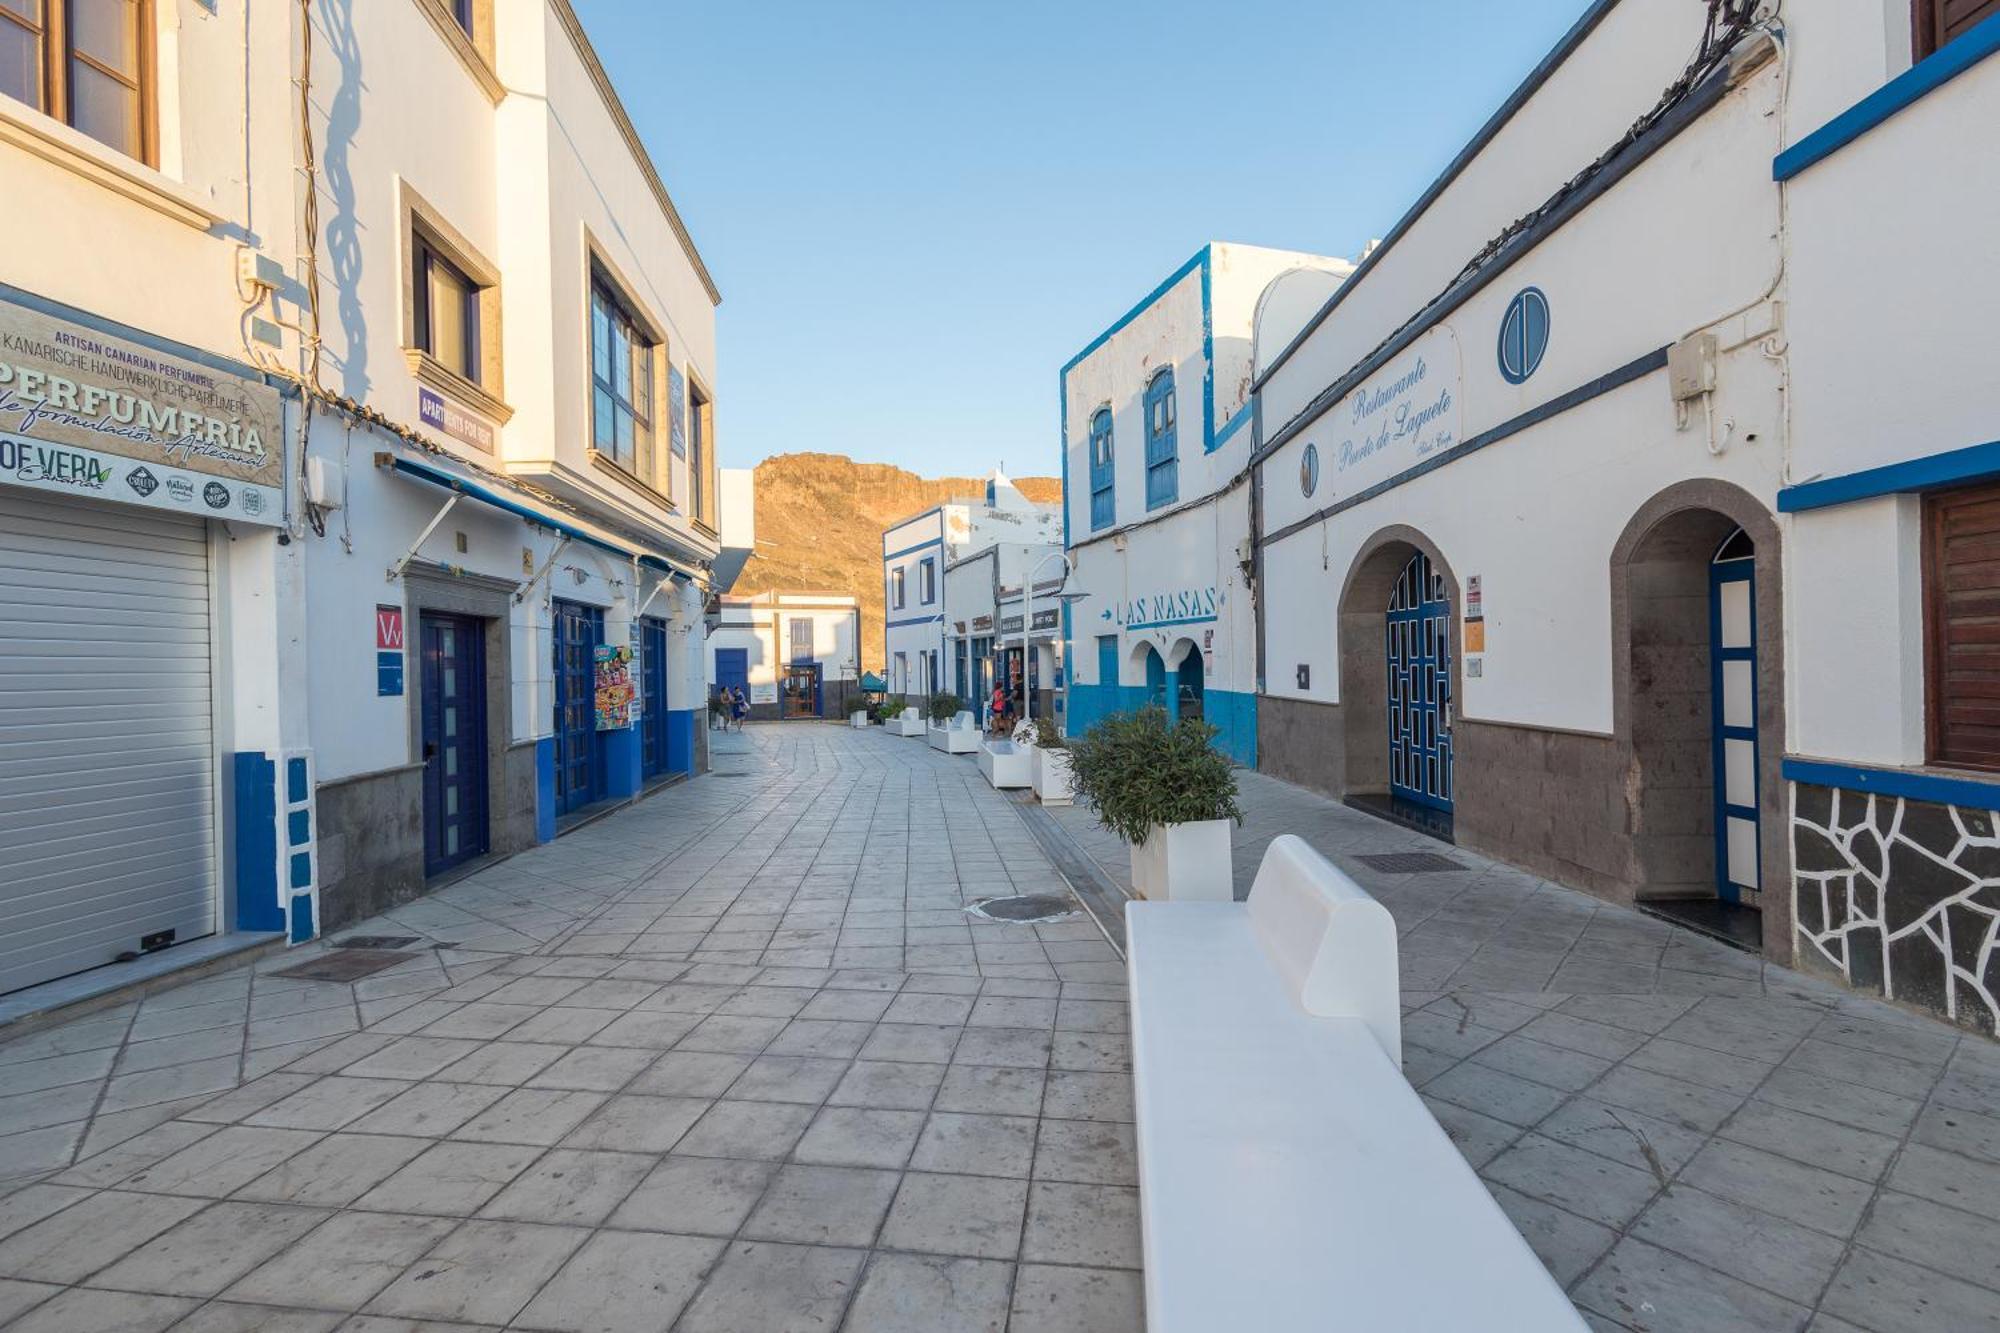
[0,300,285,525]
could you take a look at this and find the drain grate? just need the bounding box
[967,894,1077,924]
[267,950,414,983]
[330,935,420,950]
[1354,851,1469,874]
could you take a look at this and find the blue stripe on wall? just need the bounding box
[665,709,696,776]
[1064,685,1258,768]
[230,752,283,933]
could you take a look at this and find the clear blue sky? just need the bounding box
[572,0,1589,479]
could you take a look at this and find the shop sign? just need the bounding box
[418,387,495,452]
[751,680,777,704]
[999,615,1022,635]
[1102,585,1218,631]
[0,299,285,524]
[1031,608,1059,631]
[1324,325,1460,499]
[376,603,405,698]
[593,644,634,730]
[971,613,993,632]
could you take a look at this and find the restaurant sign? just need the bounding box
[0,300,285,525]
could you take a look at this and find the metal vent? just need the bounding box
[1354,852,1468,874]
[966,894,1076,924]
[268,950,414,983]
[331,935,421,950]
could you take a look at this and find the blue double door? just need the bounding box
[420,613,488,877]
[553,600,604,816]
[1387,551,1454,812]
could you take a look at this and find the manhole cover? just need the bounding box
[1354,852,1469,874]
[967,894,1077,924]
[268,950,414,983]
[330,935,420,950]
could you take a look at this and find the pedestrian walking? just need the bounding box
[731,686,750,731]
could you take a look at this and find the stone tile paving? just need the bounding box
[1045,763,2000,1332]
[0,724,1139,1331]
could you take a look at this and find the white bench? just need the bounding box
[928,710,979,754]
[893,707,926,738]
[978,738,1032,788]
[1126,834,1585,1333]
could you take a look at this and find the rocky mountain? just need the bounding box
[733,452,1061,673]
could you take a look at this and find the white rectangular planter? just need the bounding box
[980,740,1033,788]
[850,711,869,729]
[1130,819,1233,902]
[930,721,979,754]
[894,709,926,737]
[1033,747,1074,804]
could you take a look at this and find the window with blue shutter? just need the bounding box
[1089,408,1115,530]
[1144,368,1177,510]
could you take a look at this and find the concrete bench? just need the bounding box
[1126,834,1585,1332]
[928,710,979,754]
[893,707,926,738]
[978,738,1032,788]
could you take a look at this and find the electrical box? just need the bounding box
[250,317,284,349]
[238,249,285,291]
[1667,333,1718,403]
[304,456,344,510]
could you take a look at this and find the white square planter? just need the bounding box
[1130,819,1233,901]
[850,711,870,729]
[1033,747,1074,805]
[895,709,926,738]
[980,740,1033,788]
[930,720,979,754]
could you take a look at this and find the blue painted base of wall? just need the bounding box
[229,752,283,933]
[288,894,315,943]
[1062,686,1258,767]
[604,725,641,801]
[666,709,696,775]
[534,738,557,843]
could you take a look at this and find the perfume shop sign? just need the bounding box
[0,300,285,524]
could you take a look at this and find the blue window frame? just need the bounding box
[1497,287,1550,385]
[1088,408,1115,531]
[920,558,935,605]
[1144,368,1177,510]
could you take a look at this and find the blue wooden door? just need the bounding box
[552,600,603,815]
[1711,532,1759,902]
[420,613,487,876]
[1175,651,1203,723]
[714,647,749,700]
[1387,551,1453,811]
[640,617,669,780]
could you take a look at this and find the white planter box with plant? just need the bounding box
[894,707,926,738]
[850,710,870,729]
[1068,706,1241,902]
[1028,717,1073,804]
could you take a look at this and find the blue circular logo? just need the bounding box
[1300,442,1319,497]
[1497,287,1550,384]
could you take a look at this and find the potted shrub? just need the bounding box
[1067,706,1241,901]
[926,691,962,724]
[1029,716,1073,805]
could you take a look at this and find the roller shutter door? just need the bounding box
[0,489,218,994]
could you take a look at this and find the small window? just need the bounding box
[1914,0,1999,58]
[1926,481,2000,771]
[0,0,151,162]
[591,278,655,481]
[1144,368,1178,510]
[415,239,482,385]
[1088,408,1115,531]
[891,566,906,610]
[920,558,935,605]
[451,0,475,36]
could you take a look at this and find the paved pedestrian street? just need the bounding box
[0,726,1137,1333]
[3,722,1999,1332]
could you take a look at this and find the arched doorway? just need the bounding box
[1337,529,1460,840]
[1613,491,1784,955]
[1166,638,1204,724]
[1140,643,1168,712]
[1387,551,1454,812]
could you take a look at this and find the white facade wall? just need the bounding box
[708,593,859,717]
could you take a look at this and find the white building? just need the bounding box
[1248,1,2000,1031]
[1059,243,1353,763]
[0,0,742,1001]
[881,472,1057,701]
[943,538,1066,724]
[709,592,862,721]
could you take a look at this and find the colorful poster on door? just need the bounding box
[594,644,634,730]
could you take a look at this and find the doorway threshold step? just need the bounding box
[1638,898,1764,954]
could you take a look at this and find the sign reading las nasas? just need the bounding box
[0,299,286,525]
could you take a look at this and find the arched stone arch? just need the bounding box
[1608,479,1790,961]
[1336,524,1462,810]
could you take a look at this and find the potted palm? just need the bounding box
[1067,707,1241,901]
[1029,716,1073,805]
